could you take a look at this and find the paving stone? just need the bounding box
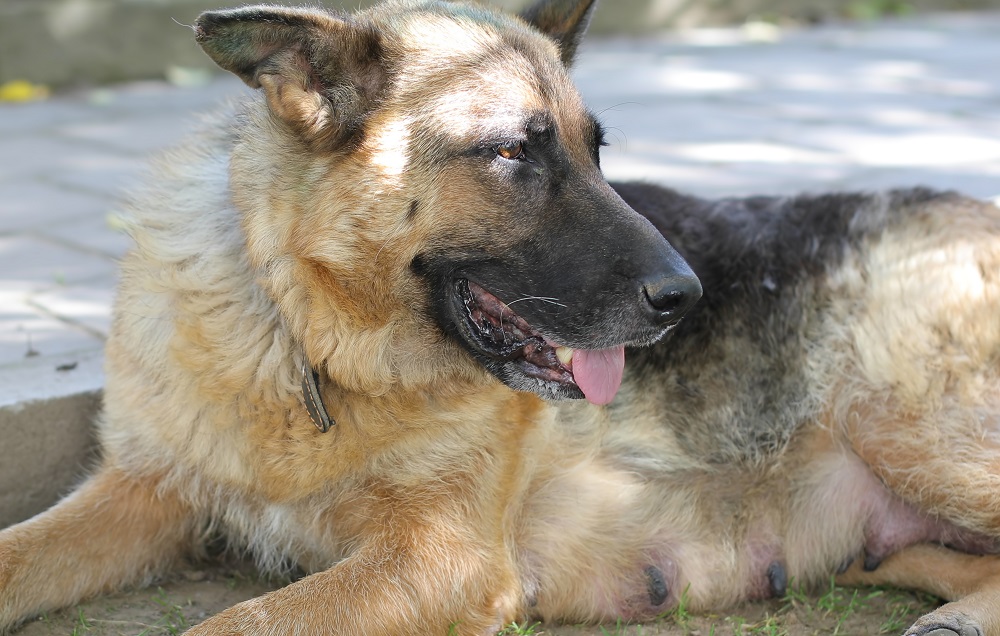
[791,126,1000,167]
[42,152,151,200]
[0,99,104,136]
[0,180,112,234]
[95,76,249,115]
[0,235,116,288]
[0,136,138,196]
[53,112,209,156]
[589,104,781,150]
[0,290,103,367]
[824,166,1000,199]
[0,346,104,406]
[29,283,116,340]
[33,209,132,260]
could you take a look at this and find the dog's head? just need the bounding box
[194,0,700,404]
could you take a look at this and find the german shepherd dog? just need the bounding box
[2,0,1000,634]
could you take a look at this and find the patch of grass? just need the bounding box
[485,579,939,636]
[496,621,544,635]
[727,614,748,633]
[878,600,912,634]
[136,588,189,636]
[599,618,643,635]
[774,576,938,636]
[818,581,866,634]
[773,576,876,635]
[717,612,789,635]
[658,583,693,631]
[875,587,939,635]
[846,0,913,20]
[747,614,789,635]
[69,608,92,636]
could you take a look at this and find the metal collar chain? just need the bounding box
[301,356,335,433]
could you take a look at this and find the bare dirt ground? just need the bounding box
[15,556,939,636]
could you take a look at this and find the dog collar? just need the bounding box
[301,357,335,433]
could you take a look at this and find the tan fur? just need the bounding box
[4,1,1000,635]
[840,546,1000,635]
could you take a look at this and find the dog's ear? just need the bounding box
[520,0,598,66]
[194,6,385,149]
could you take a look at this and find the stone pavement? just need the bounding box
[1,11,999,524]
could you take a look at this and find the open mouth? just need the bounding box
[457,279,625,405]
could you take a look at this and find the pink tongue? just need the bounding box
[571,346,626,405]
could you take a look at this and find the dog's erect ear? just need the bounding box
[194,6,385,148]
[520,0,598,66]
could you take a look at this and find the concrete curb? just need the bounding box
[0,392,100,529]
[0,348,104,527]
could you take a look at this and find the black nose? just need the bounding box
[641,271,702,325]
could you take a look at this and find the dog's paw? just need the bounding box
[908,628,981,636]
[904,610,982,636]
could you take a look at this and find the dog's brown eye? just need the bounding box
[496,142,524,161]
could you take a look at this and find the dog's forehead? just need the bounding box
[384,9,594,149]
[390,7,526,62]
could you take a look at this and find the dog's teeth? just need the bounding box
[556,346,574,366]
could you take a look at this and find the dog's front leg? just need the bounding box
[184,524,521,636]
[0,464,198,631]
[839,543,1000,636]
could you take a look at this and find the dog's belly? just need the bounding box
[513,407,774,621]
[785,430,996,582]
[524,413,999,622]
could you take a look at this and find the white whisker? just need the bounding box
[507,296,567,308]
